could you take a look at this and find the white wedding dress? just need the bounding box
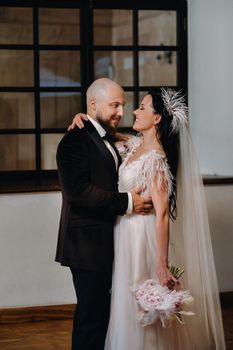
[105,136,190,350]
[104,135,226,350]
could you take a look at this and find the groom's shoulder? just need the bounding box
[59,120,93,146]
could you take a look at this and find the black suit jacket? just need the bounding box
[55,120,128,271]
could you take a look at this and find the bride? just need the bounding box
[70,88,226,350]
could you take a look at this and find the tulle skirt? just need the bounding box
[104,213,192,350]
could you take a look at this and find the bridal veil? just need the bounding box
[169,123,226,349]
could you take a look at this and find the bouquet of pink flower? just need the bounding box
[134,270,194,327]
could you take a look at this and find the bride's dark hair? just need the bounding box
[148,88,179,220]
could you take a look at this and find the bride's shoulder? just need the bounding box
[142,148,168,168]
[149,148,166,159]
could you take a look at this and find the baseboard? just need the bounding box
[220,291,233,308]
[0,304,76,324]
[0,291,232,324]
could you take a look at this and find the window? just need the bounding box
[0,0,187,192]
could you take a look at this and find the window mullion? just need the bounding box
[133,9,139,109]
[33,6,41,171]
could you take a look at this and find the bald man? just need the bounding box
[55,78,151,350]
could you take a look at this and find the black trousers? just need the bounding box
[70,267,112,350]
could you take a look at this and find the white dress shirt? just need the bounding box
[87,115,133,214]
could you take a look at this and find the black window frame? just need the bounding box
[0,0,188,193]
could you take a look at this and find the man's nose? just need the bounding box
[117,105,124,117]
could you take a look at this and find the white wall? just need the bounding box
[205,185,233,291]
[187,0,233,289]
[0,192,76,308]
[188,0,233,176]
[0,186,232,308]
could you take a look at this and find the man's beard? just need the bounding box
[96,115,118,133]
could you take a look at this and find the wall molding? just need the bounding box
[0,304,75,324]
[0,292,232,324]
[203,177,233,185]
[219,291,233,308]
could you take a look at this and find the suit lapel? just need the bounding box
[84,121,118,179]
[109,140,122,169]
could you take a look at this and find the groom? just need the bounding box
[55,78,152,350]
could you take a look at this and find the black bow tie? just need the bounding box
[102,132,114,143]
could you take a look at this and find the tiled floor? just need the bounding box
[0,306,232,350]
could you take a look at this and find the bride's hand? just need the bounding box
[156,262,177,289]
[68,113,88,131]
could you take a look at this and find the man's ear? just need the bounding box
[90,99,97,112]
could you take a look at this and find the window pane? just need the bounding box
[0,93,34,129]
[39,8,80,45]
[40,92,81,128]
[41,134,63,170]
[40,51,80,87]
[94,51,133,86]
[0,135,35,170]
[139,91,147,104]
[139,51,177,86]
[94,10,132,45]
[0,7,33,44]
[139,11,177,46]
[0,50,34,87]
[119,92,134,128]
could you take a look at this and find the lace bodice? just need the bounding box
[116,135,173,197]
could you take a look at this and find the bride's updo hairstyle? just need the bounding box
[148,88,180,220]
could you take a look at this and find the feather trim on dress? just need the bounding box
[136,150,173,198]
[115,134,142,161]
[116,134,173,198]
